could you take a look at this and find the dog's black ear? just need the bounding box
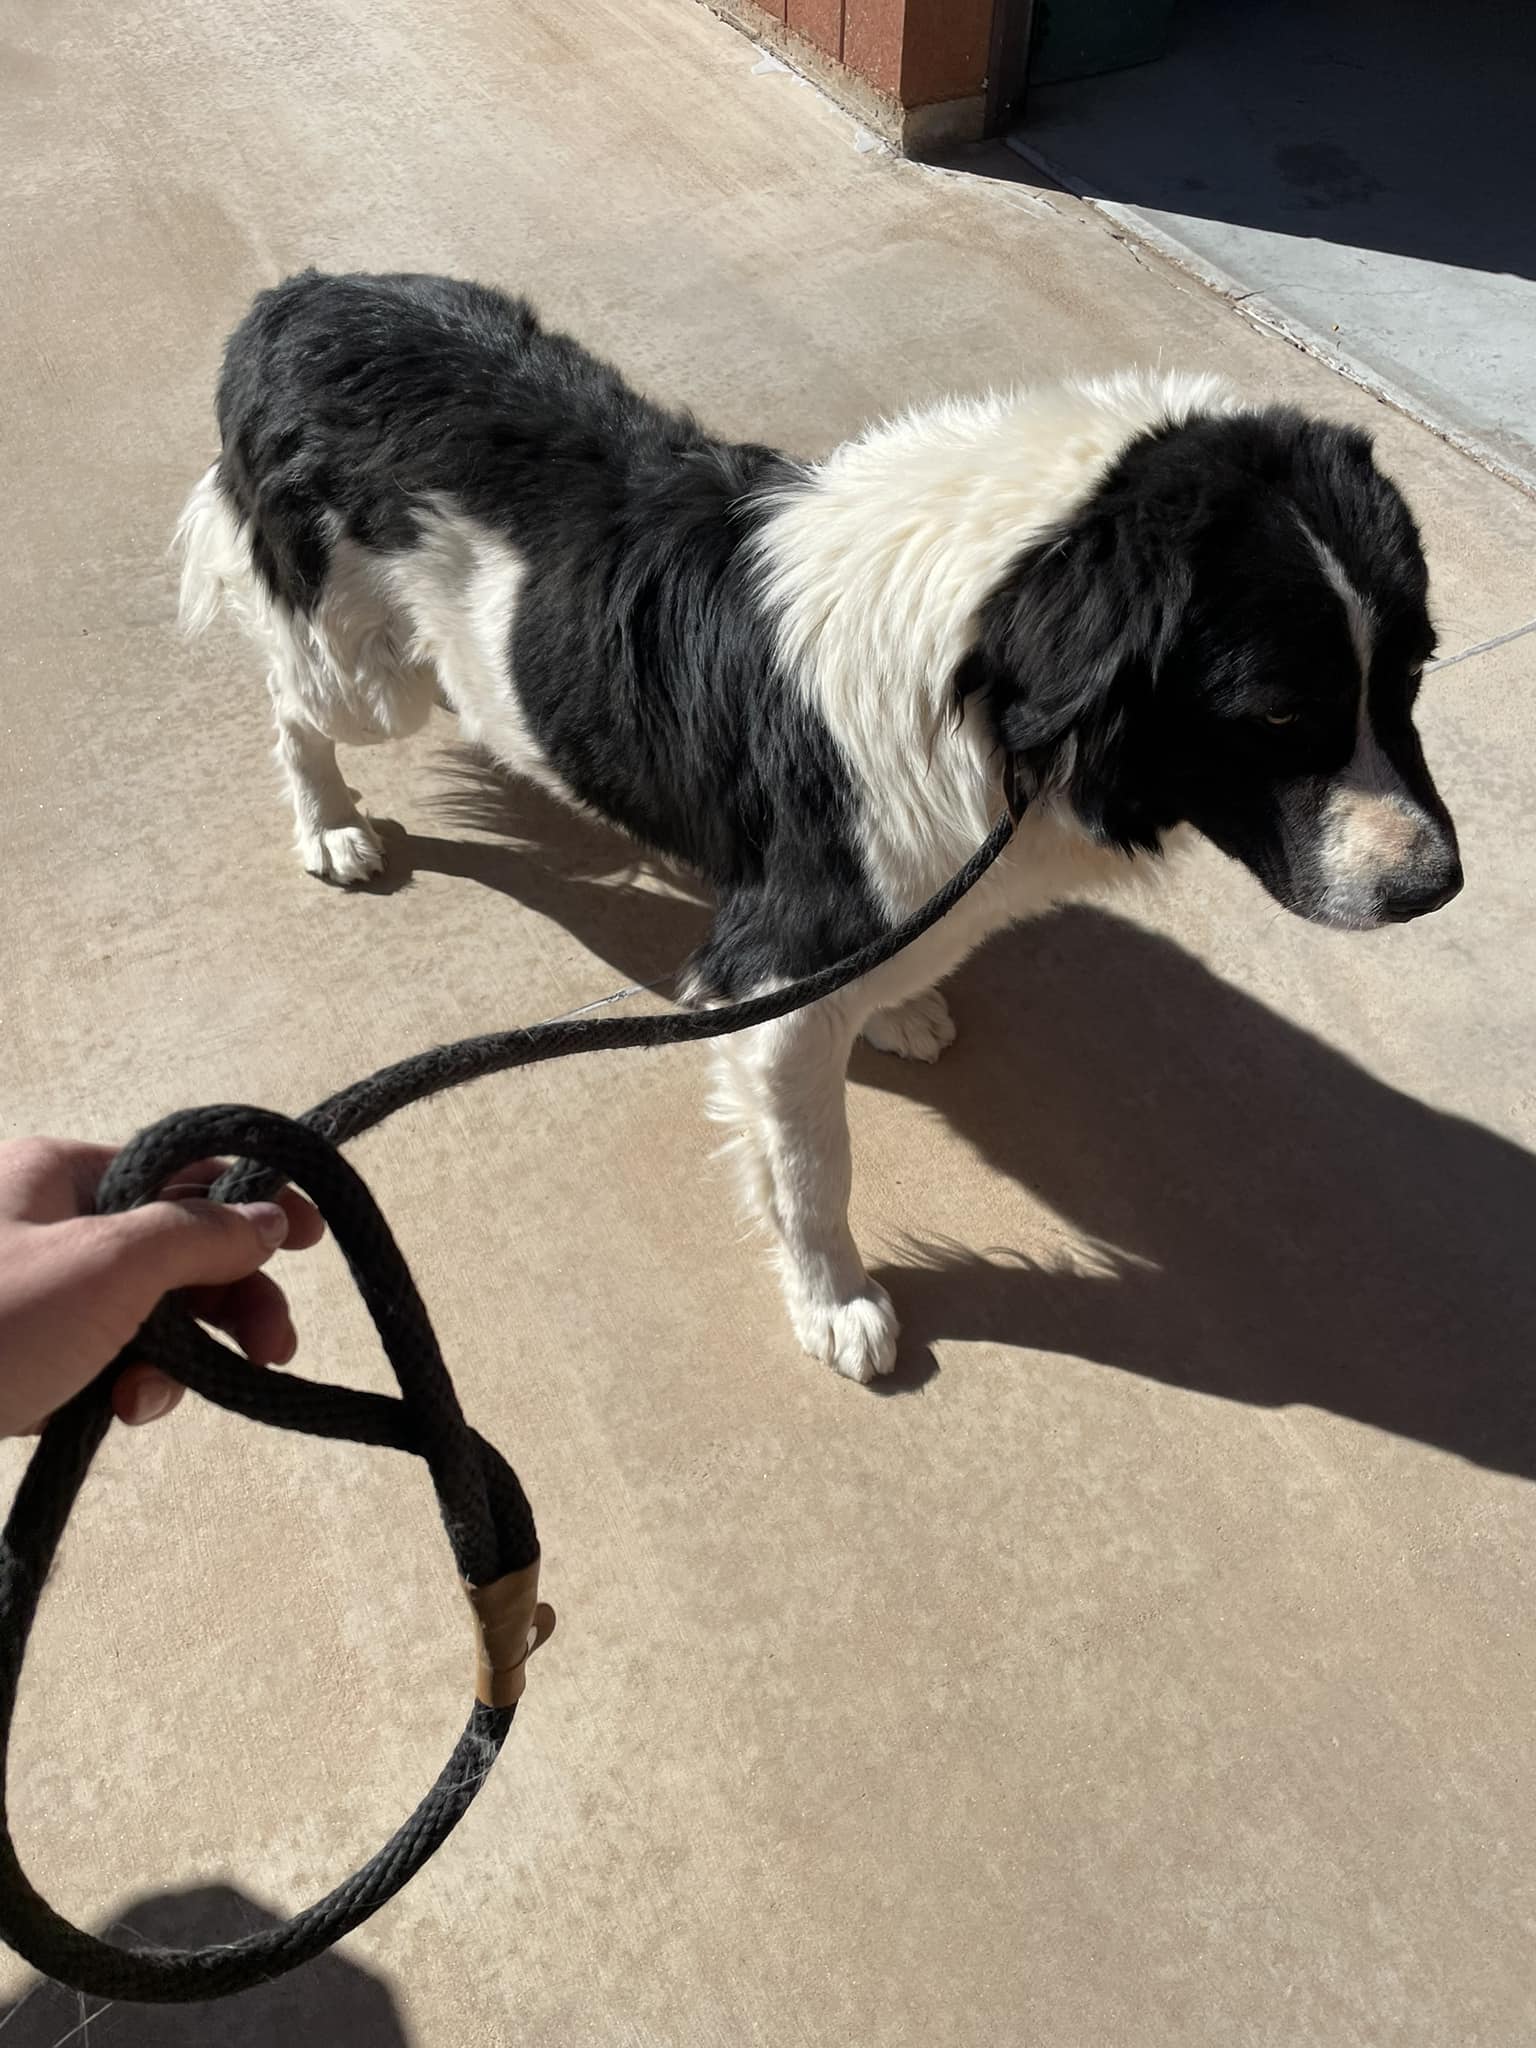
[955,512,1190,852]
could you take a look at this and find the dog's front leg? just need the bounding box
[712,997,898,1382]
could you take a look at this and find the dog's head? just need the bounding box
[956,407,1461,929]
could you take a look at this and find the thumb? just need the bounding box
[93,1196,291,1303]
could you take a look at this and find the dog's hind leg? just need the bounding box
[711,995,899,1383]
[267,537,449,885]
[271,696,388,885]
[176,469,398,884]
[248,596,388,884]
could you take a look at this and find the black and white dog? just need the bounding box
[177,270,1462,1382]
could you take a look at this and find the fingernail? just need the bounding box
[239,1202,290,1248]
[126,1380,178,1426]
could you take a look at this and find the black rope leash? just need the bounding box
[0,788,1023,2005]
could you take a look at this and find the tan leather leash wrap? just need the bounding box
[465,1564,557,1707]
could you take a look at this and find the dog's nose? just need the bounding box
[1381,859,1464,923]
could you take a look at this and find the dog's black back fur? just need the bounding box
[216,270,886,992]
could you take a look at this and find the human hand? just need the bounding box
[0,1137,325,1436]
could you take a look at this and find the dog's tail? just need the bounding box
[172,464,250,637]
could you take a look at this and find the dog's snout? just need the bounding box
[1301,780,1464,931]
[1380,854,1464,923]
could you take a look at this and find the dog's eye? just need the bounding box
[1262,711,1299,728]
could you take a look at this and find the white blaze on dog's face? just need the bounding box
[1294,534,1459,930]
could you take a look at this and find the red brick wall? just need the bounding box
[743,0,991,109]
[787,0,842,59]
[891,0,993,104]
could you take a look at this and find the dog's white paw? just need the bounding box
[862,989,956,1064]
[793,1284,900,1383]
[300,820,386,886]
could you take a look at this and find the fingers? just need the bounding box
[0,1138,326,1436]
[116,1270,299,1428]
[1,1138,326,1245]
[96,1171,323,1427]
[144,1168,325,1253]
[111,1365,185,1427]
[96,1197,294,1309]
[185,1269,298,1366]
[270,1184,326,1253]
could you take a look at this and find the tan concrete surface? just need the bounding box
[3,2,1535,2042]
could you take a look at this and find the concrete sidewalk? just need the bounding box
[2,2,1534,2042]
[1011,0,1536,493]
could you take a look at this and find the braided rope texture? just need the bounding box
[0,806,1016,2003]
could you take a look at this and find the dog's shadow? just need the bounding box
[860,912,1536,1479]
[402,761,1536,1481]
[373,750,712,990]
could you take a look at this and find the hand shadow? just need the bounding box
[0,1883,410,2045]
[859,906,1536,1479]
